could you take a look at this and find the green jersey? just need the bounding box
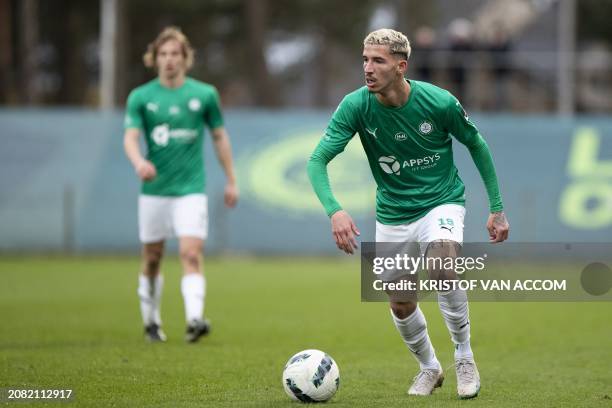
[308,80,503,225]
[124,77,224,196]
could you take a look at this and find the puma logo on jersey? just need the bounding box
[441,225,454,233]
[146,102,159,112]
[365,127,378,139]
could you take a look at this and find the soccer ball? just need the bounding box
[282,349,340,403]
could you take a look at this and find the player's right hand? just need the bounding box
[135,160,157,181]
[224,182,239,208]
[331,210,361,255]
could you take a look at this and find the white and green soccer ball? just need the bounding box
[282,349,340,403]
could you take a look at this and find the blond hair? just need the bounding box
[363,28,411,60]
[143,26,195,70]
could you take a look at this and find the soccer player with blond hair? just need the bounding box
[124,27,238,343]
[308,28,509,399]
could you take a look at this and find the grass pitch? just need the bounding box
[1,256,611,407]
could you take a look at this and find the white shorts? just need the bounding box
[375,203,466,255]
[138,194,208,243]
[375,204,465,283]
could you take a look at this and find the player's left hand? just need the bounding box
[224,183,239,208]
[487,211,509,243]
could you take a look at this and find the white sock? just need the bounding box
[455,341,473,360]
[137,274,163,326]
[390,307,440,371]
[437,289,473,359]
[181,273,205,323]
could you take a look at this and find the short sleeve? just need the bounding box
[318,96,359,156]
[203,87,224,130]
[124,90,143,130]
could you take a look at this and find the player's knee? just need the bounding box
[390,301,417,319]
[179,247,201,270]
[143,248,163,274]
[426,239,459,280]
